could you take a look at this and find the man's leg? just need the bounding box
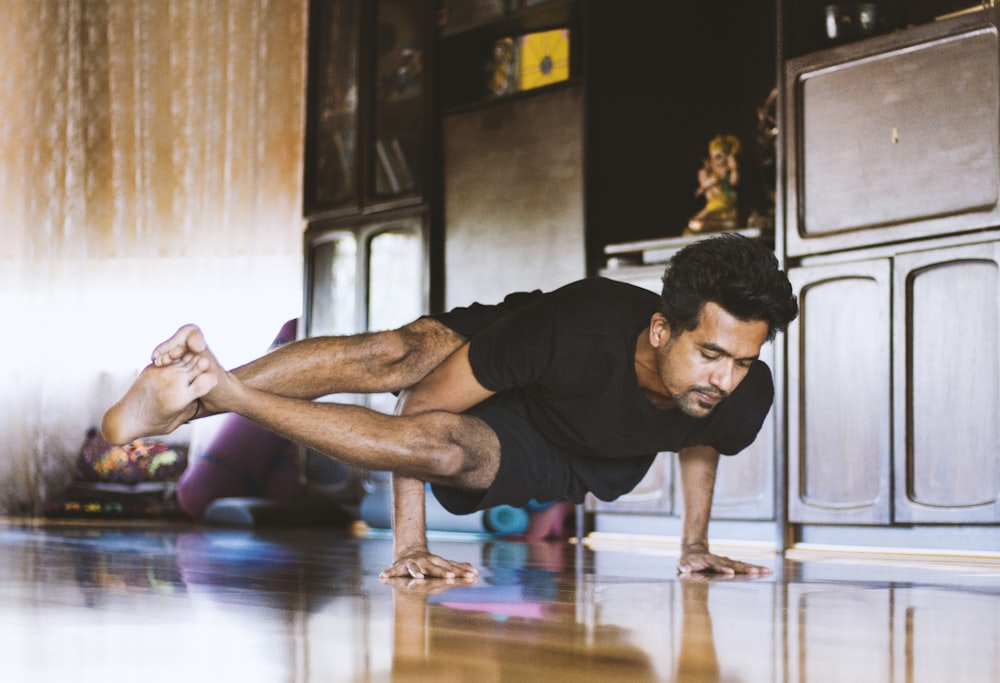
[185,325,499,495]
[154,317,464,398]
[102,317,465,445]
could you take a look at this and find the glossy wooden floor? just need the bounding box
[1,522,998,682]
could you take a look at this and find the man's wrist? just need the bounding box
[393,542,428,559]
[681,540,709,554]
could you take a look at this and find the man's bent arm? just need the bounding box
[677,445,772,576]
[381,344,495,579]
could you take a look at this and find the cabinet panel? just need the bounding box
[443,85,585,308]
[799,29,998,237]
[588,454,673,514]
[894,241,1000,522]
[784,10,1000,256]
[788,260,891,524]
[712,356,775,519]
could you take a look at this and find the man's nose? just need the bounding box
[709,360,737,394]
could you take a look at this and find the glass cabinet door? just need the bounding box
[367,222,425,330]
[308,233,359,338]
[307,0,362,211]
[369,0,426,201]
[366,220,427,416]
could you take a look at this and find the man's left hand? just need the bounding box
[678,549,773,577]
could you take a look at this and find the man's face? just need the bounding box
[653,302,769,418]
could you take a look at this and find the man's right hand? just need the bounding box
[379,548,479,581]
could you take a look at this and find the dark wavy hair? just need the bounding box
[660,233,798,342]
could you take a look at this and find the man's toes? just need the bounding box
[184,326,208,354]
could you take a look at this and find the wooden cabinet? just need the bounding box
[780,4,1000,542]
[302,0,434,341]
[302,0,433,331]
[787,238,1000,525]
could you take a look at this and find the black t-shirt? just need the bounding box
[464,278,773,460]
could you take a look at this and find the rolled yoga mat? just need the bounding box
[203,497,354,527]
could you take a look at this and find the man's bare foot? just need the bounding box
[151,324,209,368]
[101,356,218,445]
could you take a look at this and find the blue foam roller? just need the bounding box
[483,505,530,535]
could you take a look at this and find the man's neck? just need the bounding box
[634,327,676,411]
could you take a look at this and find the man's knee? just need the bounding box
[408,412,498,489]
[376,319,464,390]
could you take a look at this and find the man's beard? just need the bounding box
[673,386,728,418]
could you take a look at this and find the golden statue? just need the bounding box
[686,134,740,235]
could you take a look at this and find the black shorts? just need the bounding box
[430,391,654,515]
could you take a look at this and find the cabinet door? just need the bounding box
[305,0,427,215]
[788,259,892,524]
[305,0,363,213]
[893,241,1000,523]
[369,0,427,203]
[710,347,775,520]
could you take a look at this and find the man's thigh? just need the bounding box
[427,290,544,341]
[391,317,467,384]
[431,392,583,514]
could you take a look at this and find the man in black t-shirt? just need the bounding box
[103,234,798,578]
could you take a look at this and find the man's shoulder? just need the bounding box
[707,361,774,455]
[720,360,774,414]
[559,276,659,296]
[551,277,661,310]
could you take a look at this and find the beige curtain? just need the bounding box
[0,0,308,512]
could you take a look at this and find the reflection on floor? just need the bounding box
[0,521,998,682]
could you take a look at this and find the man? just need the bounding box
[103,233,798,578]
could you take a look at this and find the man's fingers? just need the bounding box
[380,554,479,581]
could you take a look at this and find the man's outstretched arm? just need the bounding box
[677,445,772,576]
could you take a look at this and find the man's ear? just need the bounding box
[649,312,671,349]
